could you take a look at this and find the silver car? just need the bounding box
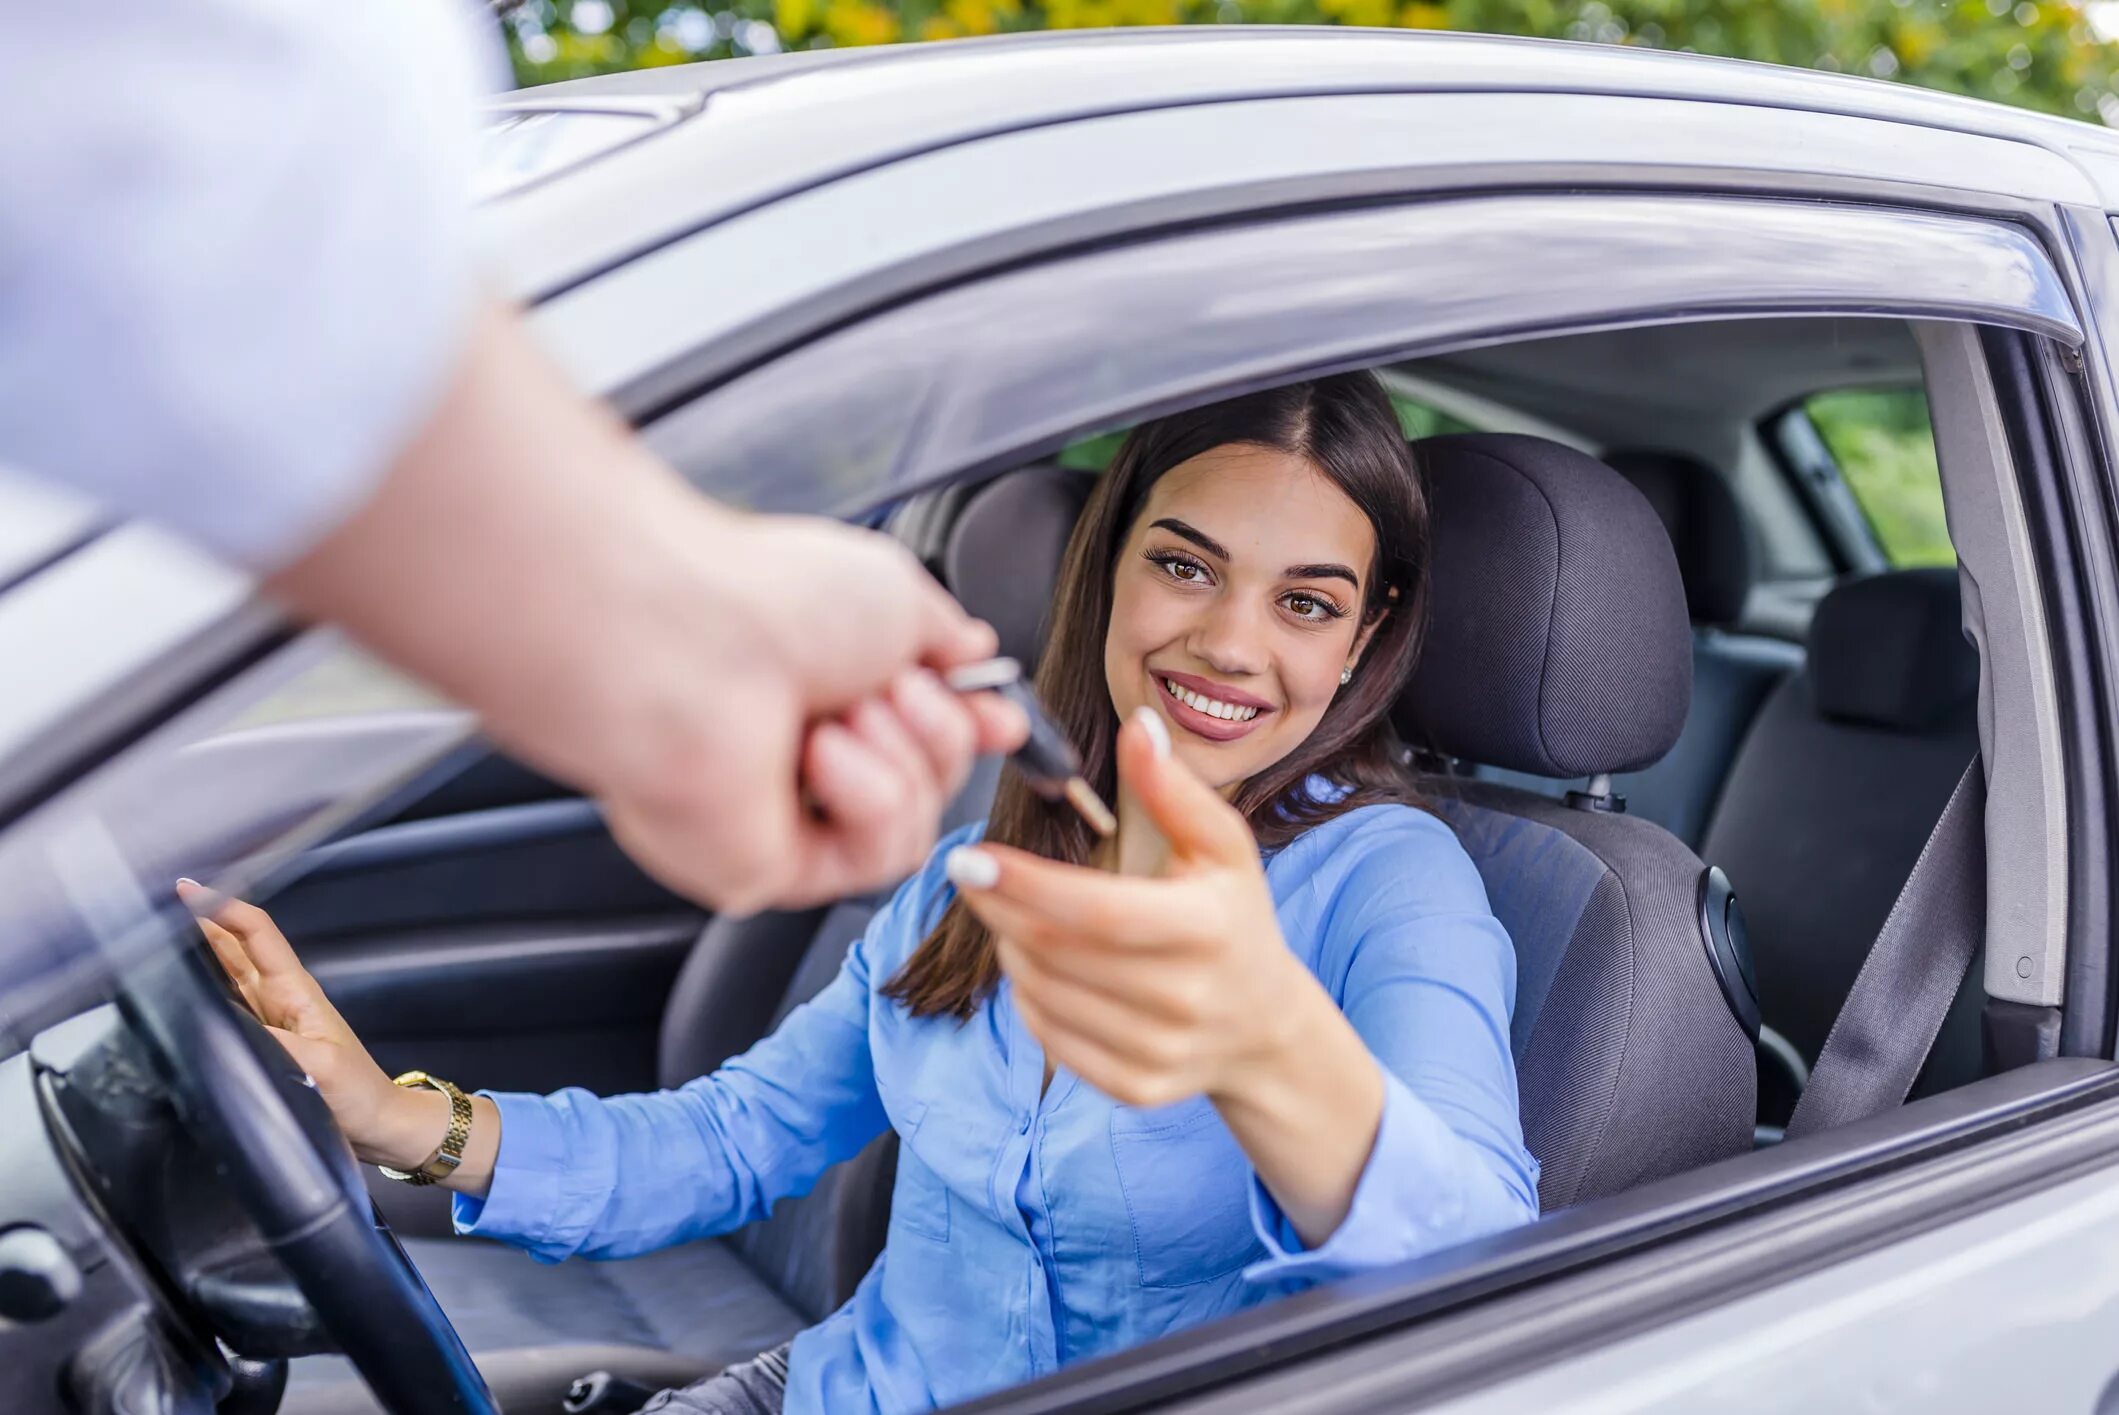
[3,27,2117,1414]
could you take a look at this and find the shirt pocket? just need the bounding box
[1109,1097,1263,1288]
[880,1086,951,1245]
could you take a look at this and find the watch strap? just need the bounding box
[377,1071,473,1186]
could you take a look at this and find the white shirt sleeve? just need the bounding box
[0,1,502,570]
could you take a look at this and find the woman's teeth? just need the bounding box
[1163,677,1259,721]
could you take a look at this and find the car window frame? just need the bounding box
[636,191,2081,521]
[609,190,2104,1410]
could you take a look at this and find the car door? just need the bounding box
[254,737,699,1104]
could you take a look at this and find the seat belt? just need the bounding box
[1785,761,1987,1140]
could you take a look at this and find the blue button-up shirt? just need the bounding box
[457,801,1539,1413]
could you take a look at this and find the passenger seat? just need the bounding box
[1699,568,1983,1118]
[1402,433,1756,1205]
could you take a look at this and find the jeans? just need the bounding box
[639,1344,790,1415]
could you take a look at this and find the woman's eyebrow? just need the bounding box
[1152,517,1360,587]
[1285,562,1360,588]
[1150,517,1229,559]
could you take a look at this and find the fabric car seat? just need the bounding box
[1600,450,1804,847]
[1698,568,1983,1111]
[1400,433,1758,1207]
[1477,448,1802,850]
[354,469,1097,1392]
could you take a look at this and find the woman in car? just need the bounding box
[187,370,1539,1415]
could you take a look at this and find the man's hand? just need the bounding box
[595,511,1029,913]
[266,300,1025,914]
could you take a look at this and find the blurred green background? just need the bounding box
[498,0,2119,128]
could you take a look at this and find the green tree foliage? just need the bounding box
[499,0,2119,124]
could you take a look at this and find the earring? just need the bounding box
[1339,667,1353,686]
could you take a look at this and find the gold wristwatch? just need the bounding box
[377,1071,474,1187]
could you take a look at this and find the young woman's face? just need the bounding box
[1104,443,1378,792]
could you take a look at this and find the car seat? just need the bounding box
[1698,567,1983,1119]
[1475,448,1803,850]
[1400,433,1758,1205]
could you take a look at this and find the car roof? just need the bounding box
[484,28,2119,300]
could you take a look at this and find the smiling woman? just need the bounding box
[888,373,1438,1014]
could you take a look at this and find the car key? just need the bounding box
[946,657,1117,837]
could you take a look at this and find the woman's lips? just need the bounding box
[1153,673,1270,743]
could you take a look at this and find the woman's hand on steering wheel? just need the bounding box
[177,880,423,1170]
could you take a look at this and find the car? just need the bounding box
[4,24,2119,1414]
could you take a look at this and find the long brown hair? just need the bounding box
[884,372,1433,1019]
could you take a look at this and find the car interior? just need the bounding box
[256,312,1994,1409]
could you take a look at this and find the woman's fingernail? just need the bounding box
[946,846,1000,891]
[1133,705,1171,759]
[176,878,199,890]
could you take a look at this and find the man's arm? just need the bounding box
[269,300,1022,913]
[2,2,1018,911]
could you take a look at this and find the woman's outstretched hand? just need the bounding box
[946,707,1387,1245]
[946,709,1332,1108]
[178,881,450,1175]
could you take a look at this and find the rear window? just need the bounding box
[1803,388,1952,567]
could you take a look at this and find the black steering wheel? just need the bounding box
[101,937,496,1415]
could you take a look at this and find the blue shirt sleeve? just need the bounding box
[1244,812,1540,1286]
[453,880,919,1262]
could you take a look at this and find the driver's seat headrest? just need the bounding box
[938,464,1098,670]
[1395,433,1693,778]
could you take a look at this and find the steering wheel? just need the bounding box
[105,937,496,1415]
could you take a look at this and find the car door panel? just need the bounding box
[310,916,696,1097]
[258,755,704,1100]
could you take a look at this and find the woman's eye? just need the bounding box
[1286,593,1334,620]
[1148,551,1210,584]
